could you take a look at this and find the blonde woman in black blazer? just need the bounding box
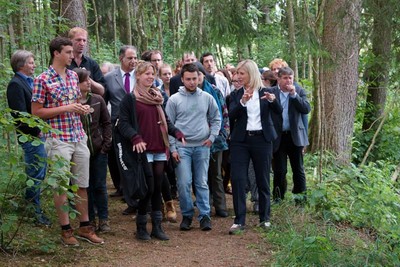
[228,59,282,235]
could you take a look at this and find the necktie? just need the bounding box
[124,73,130,93]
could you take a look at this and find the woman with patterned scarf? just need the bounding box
[118,61,185,241]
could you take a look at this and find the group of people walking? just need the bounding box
[6,26,311,246]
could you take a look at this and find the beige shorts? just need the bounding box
[45,135,90,188]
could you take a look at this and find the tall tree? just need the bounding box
[318,0,362,164]
[361,0,394,131]
[286,0,298,79]
[60,0,87,30]
[120,0,132,45]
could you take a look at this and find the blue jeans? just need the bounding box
[88,153,109,221]
[20,137,47,214]
[175,146,211,221]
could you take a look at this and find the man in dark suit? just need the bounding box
[6,50,50,226]
[169,51,216,95]
[104,45,138,214]
[269,67,311,203]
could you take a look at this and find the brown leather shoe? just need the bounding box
[61,228,79,247]
[165,200,177,223]
[76,226,104,245]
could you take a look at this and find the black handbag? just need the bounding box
[113,122,149,204]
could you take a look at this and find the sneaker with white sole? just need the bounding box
[229,223,244,235]
[258,221,271,228]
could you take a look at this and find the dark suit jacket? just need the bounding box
[104,67,128,122]
[6,74,41,136]
[229,87,282,143]
[170,72,216,96]
[268,85,311,149]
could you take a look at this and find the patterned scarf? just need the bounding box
[134,86,170,151]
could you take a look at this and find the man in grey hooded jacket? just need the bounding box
[166,63,221,232]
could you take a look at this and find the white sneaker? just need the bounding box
[258,221,271,228]
[229,224,244,235]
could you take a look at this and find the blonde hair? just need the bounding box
[135,60,156,77]
[68,27,88,39]
[269,58,288,70]
[158,63,172,77]
[236,59,263,90]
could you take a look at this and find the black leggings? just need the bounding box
[138,161,165,215]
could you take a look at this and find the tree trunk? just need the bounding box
[319,0,362,164]
[287,0,298,79]
[90,0,100,51]
[120,0,132,45]
[113,0,117,57]
[153,0,163,51]
[361,0,392,131]
[60,0,87,30]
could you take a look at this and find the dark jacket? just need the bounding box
[81,93,112,155]
[267,85,311,150]
[118,93,182,144]
[229,87,282,143]
[6,74,41,137]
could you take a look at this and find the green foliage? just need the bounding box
[305,159,400,264]
[0,107,79,254]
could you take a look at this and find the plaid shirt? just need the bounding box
[32,66,85,142]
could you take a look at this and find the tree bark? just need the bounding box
[90,0,100,51]
[60,0,87,30]
[287,0,298,79]
[113,0,117,57]
[319,0,362,164]
[361,0,392,131]
[120,0,132,45]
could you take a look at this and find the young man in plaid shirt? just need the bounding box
[32,37,104,246]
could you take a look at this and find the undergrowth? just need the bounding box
[264,154,400,266]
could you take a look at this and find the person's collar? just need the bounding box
[278,85,289,96]
[120,68,134,76]
[16,71,30,79]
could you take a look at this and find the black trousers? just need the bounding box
[272,132,306,200]
[108,125,122,191]
[231,135,272,225]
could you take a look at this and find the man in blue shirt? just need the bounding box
[269,67,311,204]
[6,50,50,226]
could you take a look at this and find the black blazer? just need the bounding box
[268,85,311,149]
[229,87,282,143]
[6,74,41,136]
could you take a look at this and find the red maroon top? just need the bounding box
[131,101,166,153]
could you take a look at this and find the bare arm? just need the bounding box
[89,77,105,96]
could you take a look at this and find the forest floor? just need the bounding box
[4,182,274,267]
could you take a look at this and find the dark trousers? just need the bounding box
[208,151,227,211]
[109,125,121,191]
[272,132,306,200]
[231,135,272,225]
[88,153,109,221]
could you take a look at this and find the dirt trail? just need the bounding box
[8,184,272,267]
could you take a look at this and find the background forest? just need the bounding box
[1,0,400,265]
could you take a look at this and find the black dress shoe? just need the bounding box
[215,209,229,218]
[110,190,123,197]
[122,205,136,215]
